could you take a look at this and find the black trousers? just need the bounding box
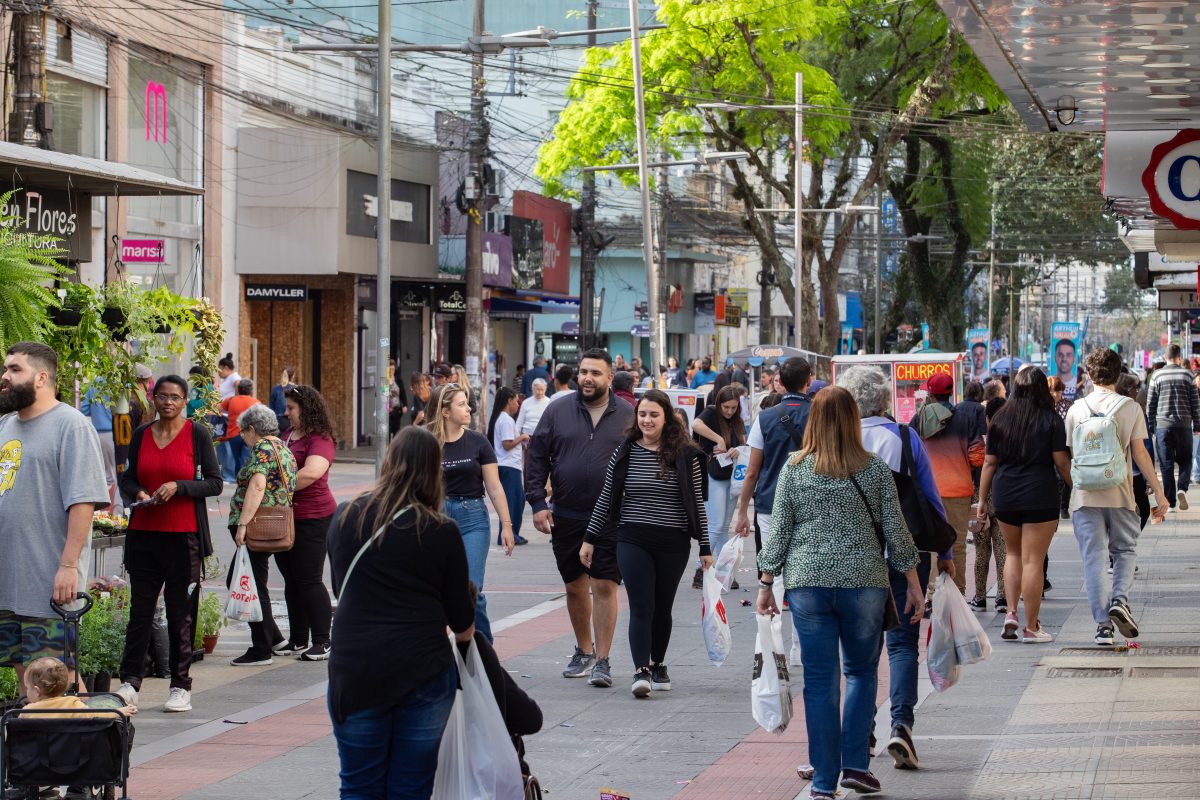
[616,539,689,669]
[274,515,334,648]
[120,531,202,691]
[229,527,283,658]
[1133,473,1150,531]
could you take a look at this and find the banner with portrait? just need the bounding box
[966,328,990,382]
[1050,321,1083,400]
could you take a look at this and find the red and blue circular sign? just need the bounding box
[1142,129,1200,231]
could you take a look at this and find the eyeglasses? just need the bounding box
[154,394,185,404]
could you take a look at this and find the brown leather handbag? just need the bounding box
[244,437,296,553]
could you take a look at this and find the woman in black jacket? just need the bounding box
[582,389,712,698]
[327,426,475,799]
[115,374,223,713]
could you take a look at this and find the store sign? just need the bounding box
[245,284,307,301]
[1142,129,1200,230]
[1158,289,1199,310]
[894,361,953,383]
[436,287,467,314]
[121,239,164,263]
[397,289,425,309]
[0,188,92,261]
[145,81,167,143]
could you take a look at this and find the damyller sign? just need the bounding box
[245,284,308,301]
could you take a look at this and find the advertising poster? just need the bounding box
[966,328,990,382]
[1050,321,1083,399]
[893,360,955,424]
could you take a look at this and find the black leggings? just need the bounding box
[616,540,689,670]
[229,527,283,658]
[120,531,202,691]
[275,515,334,647]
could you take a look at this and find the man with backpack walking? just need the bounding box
[1145,343,1200,512]
[1066,348,1166,646]
[911,371,984,593]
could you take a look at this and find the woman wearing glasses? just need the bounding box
[427,383,515,643]
[273,385,337,661]
[116,375,223,714]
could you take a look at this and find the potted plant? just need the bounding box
[78,586,130,693]
[0,666,18,710]
[0,189,68,351]
[195,592,226,655]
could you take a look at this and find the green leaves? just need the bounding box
[0,189,68,353]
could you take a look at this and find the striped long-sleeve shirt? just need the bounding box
[586,443,709,550]
[1146,364,1200,432]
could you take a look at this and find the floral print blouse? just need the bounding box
[229,436,298,527]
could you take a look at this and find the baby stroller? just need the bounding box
[512,736,542,800]
[0,594,134,800]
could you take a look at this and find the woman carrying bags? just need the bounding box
[116,374,223,714]
[757,387,923,799]
[427,384,515,644]
[488,387,530,547]
[690,384,747,588]
[326,426,475,799]
[582,389,712,698]
[227,404,298,666]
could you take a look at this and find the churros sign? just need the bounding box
[894,362,954,383]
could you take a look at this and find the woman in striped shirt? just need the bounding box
[582,389,712,698]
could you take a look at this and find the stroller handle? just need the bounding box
[50,592,93,621]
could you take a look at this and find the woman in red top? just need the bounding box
[116,374,223,713]
[273,385,338,661]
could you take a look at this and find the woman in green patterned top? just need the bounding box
[228,403,298,667]
[756,387,923,800]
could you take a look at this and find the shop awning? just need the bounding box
[488,291,579,316]
[0,140,203,196]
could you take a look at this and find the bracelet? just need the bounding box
[59,563,76,569]
[758,580,774,590]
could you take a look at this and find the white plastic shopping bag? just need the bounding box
[940,574,993,665]
[432,638,524,800]
[224,546,263,623]
[751,614,793,733]
[726,445,751,502]
[714,535,744,592]
[926,574,961,692]
[701,568,732,666]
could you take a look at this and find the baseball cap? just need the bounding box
[432,362,454,379]
[924,372,953,395]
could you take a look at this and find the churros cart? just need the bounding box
[831,353,965,424]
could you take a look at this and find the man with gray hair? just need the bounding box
[837,365,954,771]
[523,356,551,396]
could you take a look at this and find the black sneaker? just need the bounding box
[839,768,881,794]
[995,597,1008,614]
[730,579,740,590]
[650,663,671,691]
[1108,600,1139,638]
[691,568,704,589]
[632,668,652,698]
[887,724,919,770]
[588,657,613,688]
[273,641,310,656]
[966,597,987,612]
[1095,624,1115,646]
[1043,576,1052,592]
[230,650,272,667]
[868,730,876,757]
[562,646,595,678]
[300,642,331,661]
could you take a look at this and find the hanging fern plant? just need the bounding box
[0,189,69,352]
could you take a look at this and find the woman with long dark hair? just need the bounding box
[274,384,337,661]
[757,387,923,799]
[427,384,514,643]
[326,426,474,798]
[582,389,711,697]
[488,386,530,547]
[691,384,747,587]
[975,367,1071,644]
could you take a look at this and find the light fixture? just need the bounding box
[1146,77,1190,84]
[1149,93,1189,99]
[1054,95,1078,125]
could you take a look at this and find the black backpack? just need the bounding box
[891,424,958,554]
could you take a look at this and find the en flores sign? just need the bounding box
[1142,129,1200,230]
[0,189,92,261]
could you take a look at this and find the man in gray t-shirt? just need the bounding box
[0,342,108,677]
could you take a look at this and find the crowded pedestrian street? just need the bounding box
[110,460,1200,800]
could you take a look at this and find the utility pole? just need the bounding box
[793,71,804,351]
[986,181,996,361]
[656,155,669,365]
[627,0,663,368]
[577,0,599,351]
[8,11,46,148]
[373,0,392,473]
[874,184,883,353]
[464,0,487,407]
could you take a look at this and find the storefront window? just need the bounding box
[45,73,104,158]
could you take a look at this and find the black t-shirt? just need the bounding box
[987,408,1068,511]
[442,429,497,498]
[696,406,743,481]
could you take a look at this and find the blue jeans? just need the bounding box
[1155,426,1192,504]
[787,586,887,794]
[704,477,735,557]
[1192,433,1200,482]
[218,440,236,482]
[330,666,457,799]
[444,497,493,642]
[226,436,251,482]
[496,466,524,540]
[884,557,931,731]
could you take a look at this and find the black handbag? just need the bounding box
[848,474,902,631]
[894,424,958,554]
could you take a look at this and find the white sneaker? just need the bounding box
[789,642,802,666]
[164,687,192,712]
[114,682,138,707]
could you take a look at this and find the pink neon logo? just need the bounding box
[145,82,167,143]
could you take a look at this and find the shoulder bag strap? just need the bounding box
[848,473,886,556]
[340,505,413,595]
[778,407,805,448]
[264,437,296,497]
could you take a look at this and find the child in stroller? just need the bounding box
[22,660,137,721]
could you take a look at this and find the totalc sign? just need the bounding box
[1142,129,1200,230]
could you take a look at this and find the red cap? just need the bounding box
[924,372,954,395]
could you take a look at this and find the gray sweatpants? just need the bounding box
[98,430,124,516]
[1071,506,1139,626]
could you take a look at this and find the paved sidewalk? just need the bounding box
[118,463,1200,800]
